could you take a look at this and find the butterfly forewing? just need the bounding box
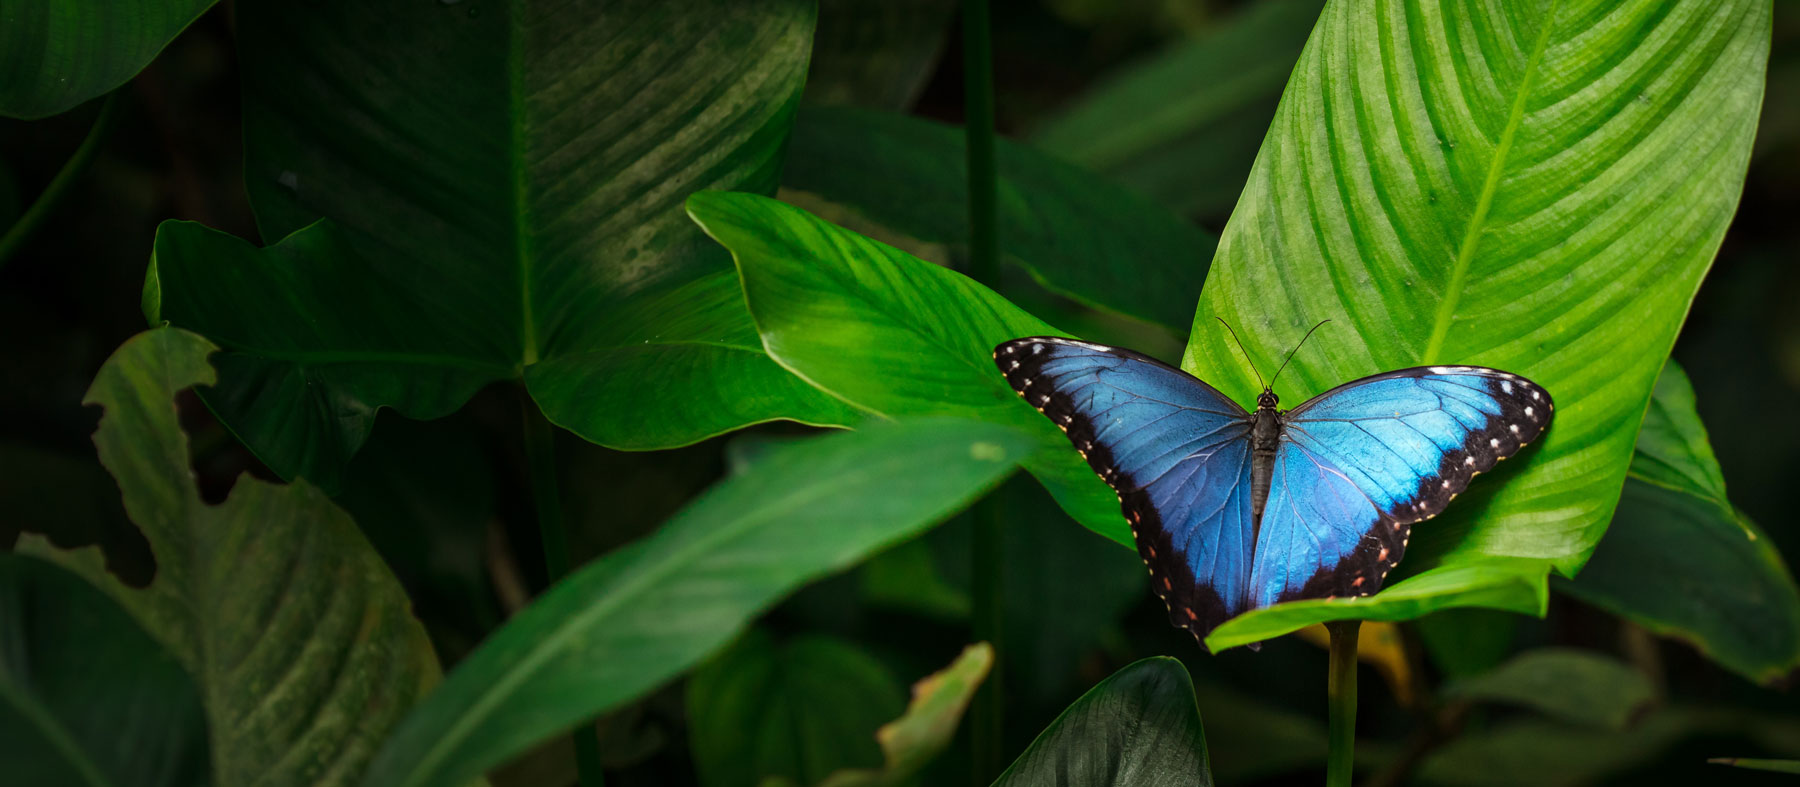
[994,337,1256,636]
[1261,366,1554,604]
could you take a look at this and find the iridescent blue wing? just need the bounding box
[1249,366,1553,607]
[995,337,1256,637]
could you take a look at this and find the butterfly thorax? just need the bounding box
[1249,389,1283,533]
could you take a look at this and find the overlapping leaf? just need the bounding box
[992,658,1212,787]
[148,0,850,489]
[1029,0,1321,220]
[1182,0,1771,645]
[0,554,209,787]
[687,630,905,787]
[17,327,440,786]
[784,106,1215,330]
[0,0,215,119]
[1559,362,1800,685]
[361,418,1031,787]
[687,191,1125,543]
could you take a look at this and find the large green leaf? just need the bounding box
[992,657,1212,787]
[1442,648,1654,730]
[1029,0,1321,220]
[687,630,906,787]
[687,190,1127,543]
[1182,0,1771,645]
[783,105,1215,331]
[148,0,851,489]
[1558,362,1800,685]
[16,327,440,786]
[361,418,1032,787]
[0,554,209,787]
[0,0,214,119]
[805,0,956,110]
[1415,707,1800,786]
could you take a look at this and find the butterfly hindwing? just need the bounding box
[1253,366,1555,605]
[994,337,1256,635]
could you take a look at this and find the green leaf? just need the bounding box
[1559,362,1800,685]
[1190,683,1327,784]
[1443,648,1654,730]
[0,0,214,119]
[1414,608,1519,679]
[1029,0,1321,220]
[992,657,1212,787]
[805,0,956,110]
[525,271,864,450]
[1708,758,1800,774]
[1416,707,1800,786]
[1629,361,1729,498]
[147,220,512,492]
[1208,558,1549,652]
[1184,0,1771,645]
[817,643,995,787]
[0,554,209,787]
[150,0,846,488]
[16,327,441,786]
[687,190,1126,544]
[783,105,1216,331]
[688,630,906,787]
[361,418,1032,787]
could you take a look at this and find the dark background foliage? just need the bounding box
[3,1,1798,785]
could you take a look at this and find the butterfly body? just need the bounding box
[993,336,1552,644]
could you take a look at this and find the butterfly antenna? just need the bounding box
[1269,319,1331,387]
[1215,317,1267,390]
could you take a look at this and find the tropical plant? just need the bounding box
[3,0,1797,786]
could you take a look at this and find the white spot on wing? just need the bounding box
[1490,438,1500,448]
[1501,381,1513,394]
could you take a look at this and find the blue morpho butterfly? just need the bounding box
[993,321,1552,644]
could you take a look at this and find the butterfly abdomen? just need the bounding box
[1248,406,1282,536]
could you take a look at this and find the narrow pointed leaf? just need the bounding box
[815,643,995,787]
[784,105,1215,331]
[687,190,1127,544]
[0,0,215,119]
[1708,758,1800,774]
[993,657,1212,787]
[0,554,209,787]
[17,327,440,786]
[1182,0,1771,643]
[151,0,844,487]
[362,418,1031,787]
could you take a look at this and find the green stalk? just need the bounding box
[0,93,120,272]
[522,399,605,786]
[1326,620,1361,787]
[963,0,1004,782]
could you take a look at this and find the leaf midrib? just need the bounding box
[1420,4,1560,365]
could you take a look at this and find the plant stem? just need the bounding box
[522,399,605,787]
[1326,619,1361,787]
[963,0,1004,783]
[0,93,121,272]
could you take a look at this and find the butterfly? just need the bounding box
[992,322,1552,643]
